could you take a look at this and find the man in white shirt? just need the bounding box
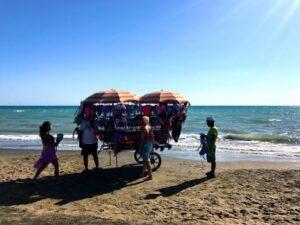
[78,116,100,171]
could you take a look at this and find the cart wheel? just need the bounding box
[150,152,161,171]
[134,151,143,164]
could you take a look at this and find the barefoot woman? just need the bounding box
[33,121,61,180]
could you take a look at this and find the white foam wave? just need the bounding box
[0,134,39,141]
[268,118,282,122]
[0,134,74,141]
[169,133,300,158]
[14,110,25,113]
[0,133,300,158]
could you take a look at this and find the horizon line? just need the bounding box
[0,105,299,107]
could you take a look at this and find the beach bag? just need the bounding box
[199,136,210,159]
[199,144,208,156]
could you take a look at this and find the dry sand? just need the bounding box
[0,149,299,225]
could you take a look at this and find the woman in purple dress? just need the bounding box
[33,121,61,181]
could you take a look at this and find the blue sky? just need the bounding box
[0,0,299,105]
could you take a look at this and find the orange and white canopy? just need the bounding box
[139,90,189,104]
[83,89,139,104]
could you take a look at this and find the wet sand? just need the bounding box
[0,149,299,225]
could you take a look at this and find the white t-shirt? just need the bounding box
[79,120,98,145]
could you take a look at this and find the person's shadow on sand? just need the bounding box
[0,164,144,206]
[144,177,208,200]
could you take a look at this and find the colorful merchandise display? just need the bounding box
[74,102,189,151]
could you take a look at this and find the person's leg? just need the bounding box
[146,161,153,179]
[92,152,99,169]
[141,144,147,177]
[211,161,216,175]
[33,163,48,180]
[211,150,216,175]
[81,145,89,171]
[51,159,59,180]
[207,151,216,178]
[206,170,212,176]
[141,162,147,177]
[83,153,88,171]
[206,151,212,176]
[145,143,153,179]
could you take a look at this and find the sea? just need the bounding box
[0,106,299,162]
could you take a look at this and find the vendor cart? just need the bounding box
[74,89,189,171]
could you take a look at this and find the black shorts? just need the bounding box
[207,149,216,163]
[81,143,98,156]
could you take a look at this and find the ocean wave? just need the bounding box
[1,132,298,145]
[14,109,25,113]
[168,133,300,159]
[249,118,283,124]
[223,134,300,144]
[0,134,74,141]
[268,118,282,122]
[0,132,300,158]
[0,134,39,141]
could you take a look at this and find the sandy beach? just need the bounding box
[0,149,299,225]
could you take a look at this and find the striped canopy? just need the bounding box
[83,89,139,104]
[139,90,189,104]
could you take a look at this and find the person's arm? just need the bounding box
[207,133,216,142]
[200,133,207,139]
[78,123,84,148]
[45,134,57,146]
[201,133,216,142]
[138,128,145,152]
[78,130,83,148]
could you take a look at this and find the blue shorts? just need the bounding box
[142,143,153,162]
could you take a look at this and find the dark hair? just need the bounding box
[207,121,215,128]
[39,121,51,138]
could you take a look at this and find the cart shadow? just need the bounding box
[0,164,143,206]
[144,177,208,200]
